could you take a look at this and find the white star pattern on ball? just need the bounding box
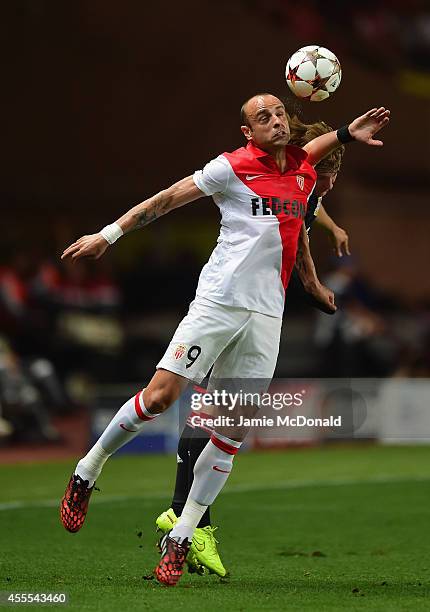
[285,45,342,102]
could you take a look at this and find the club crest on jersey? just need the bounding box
[296,175,304,190]
[174,344,187,360]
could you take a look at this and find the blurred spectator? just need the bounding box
[314,258,400,377]
[56,259,121,313]
[41,257,124,382]
[0,252,49,357]
[0,337,62,444]
[0,253,33,329]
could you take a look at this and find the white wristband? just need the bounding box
[100,223,123,245]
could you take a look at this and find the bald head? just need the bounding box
[240,93,290,151]
[240,93,285,127]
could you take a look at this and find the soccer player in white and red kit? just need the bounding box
[60,94,390,586]
[156,120,349,579]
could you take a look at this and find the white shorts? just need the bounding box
[157,297,282,384]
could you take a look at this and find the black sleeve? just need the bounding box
[305,192,321,232]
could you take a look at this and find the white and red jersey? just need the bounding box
[193,141,316,318]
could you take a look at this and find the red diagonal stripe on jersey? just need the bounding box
[278,216,298,290]
[223,145,316,292]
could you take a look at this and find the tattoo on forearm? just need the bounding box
[295,247,306,276]
[129,192,172,232]
[135,208,157,228]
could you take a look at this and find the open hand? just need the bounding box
[61,233,109,261]
[330,224,350,257]
[348,107,390,146]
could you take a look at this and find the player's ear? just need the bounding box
[241,125,252,141]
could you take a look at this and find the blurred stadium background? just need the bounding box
[1,2,430,609]
[0,0,429,456]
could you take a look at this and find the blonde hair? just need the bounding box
[289,115,344,174]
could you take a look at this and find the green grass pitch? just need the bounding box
[1,445,430,610]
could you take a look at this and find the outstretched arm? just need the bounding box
[315,204,351,257]
[61,176,203,261]
[303,107,390,167]
[295,223,337,314]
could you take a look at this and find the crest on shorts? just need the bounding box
[296,175,304,190]
[174,344,187,360]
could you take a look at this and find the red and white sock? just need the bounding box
[75,389,158,486]
[169,432,241,543]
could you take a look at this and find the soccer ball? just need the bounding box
[285,45,342,102]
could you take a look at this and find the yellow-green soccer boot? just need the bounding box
[155,508,228,577]
[191,525,228,577]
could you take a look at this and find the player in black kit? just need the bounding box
[288,117,348,312]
